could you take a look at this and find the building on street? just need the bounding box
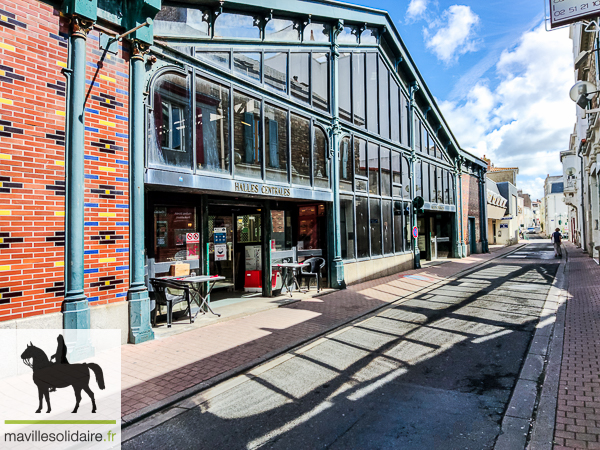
[542,175,568,239]
[0,0,487,342]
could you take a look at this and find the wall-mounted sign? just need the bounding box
[214,227,227,244]
[548,0,600,29]
[186,232,199,243]
[235,182,291,197]
[215,244,226,261]
[500,223,508,229]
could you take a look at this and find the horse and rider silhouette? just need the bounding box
[20,335,105,414]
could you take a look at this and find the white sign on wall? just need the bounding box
[549,0,600,29]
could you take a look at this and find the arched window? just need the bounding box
[149,72,192,170]
[313,126,329,188]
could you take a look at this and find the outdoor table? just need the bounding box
[275,262,308,297]
[170,275,225,319]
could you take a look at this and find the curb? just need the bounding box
[493,247,568,450]
[121,244,526,439]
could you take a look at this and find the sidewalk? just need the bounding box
[120,245,519,425]
[554,244,600,450]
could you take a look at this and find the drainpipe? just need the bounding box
[409,82,421,268]
[329,21,345,289]
[63,16,94,331]
[127,40,154,344]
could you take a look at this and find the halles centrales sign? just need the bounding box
[549,0,600,28]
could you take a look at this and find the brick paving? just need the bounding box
[554,244,600,450]
[120,246,516,421]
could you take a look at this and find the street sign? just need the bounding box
[549,0,600,29]
[412,226,418,239]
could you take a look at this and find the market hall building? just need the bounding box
[0,0,488,343]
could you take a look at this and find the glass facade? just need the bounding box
[147,4,461,270]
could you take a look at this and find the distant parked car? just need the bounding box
[562,231,569,240]
[527,227,536,234]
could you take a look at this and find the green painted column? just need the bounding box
[63,16,94,330]
[127,40,154,344]
[262,200,273,297]
[329,21,345,289]
[452,170,461,258]
[409,83,421,269]
[480,171,490,252]
[457,160,467,257]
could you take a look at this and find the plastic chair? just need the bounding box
[298,257,326,292]
[149,278,193,328]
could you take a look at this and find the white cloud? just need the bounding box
[424,5,480,64]
[407,0,428,21]
[439,24,573,199]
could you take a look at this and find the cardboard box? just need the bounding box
[169,263,190,277]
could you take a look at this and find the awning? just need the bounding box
[488,205,506,220]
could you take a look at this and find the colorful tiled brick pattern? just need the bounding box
[0,0,130,320]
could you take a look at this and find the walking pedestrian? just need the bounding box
[552,227,562,257]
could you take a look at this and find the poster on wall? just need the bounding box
[215,244,227,261]
[156,220,168,247]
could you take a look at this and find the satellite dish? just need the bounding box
[570,80,597,102]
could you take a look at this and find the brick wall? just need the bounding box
[0,1,68,321]
[0,0,130,321]
[461,174,481,250]
[83,29,130,306]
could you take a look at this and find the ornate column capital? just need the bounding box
[71,15,94,39]
[131,40,150,61]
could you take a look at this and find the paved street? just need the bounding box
[123,243,561,449]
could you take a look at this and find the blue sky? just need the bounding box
[351,0,573,200]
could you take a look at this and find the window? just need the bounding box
[290,53,310,104]
[154,206,198,263]
[264,52,287,93]
[422,162,429,202]
[151,72,191,170]
[414,117,422,152]
[382,199,393,254]
[339,53,352,122]
[312,52,329,112]
[265,19,300,41]
[381,147,391,196]
[233,52,261,83]
[233,91,261,179]
[368,142,379,195]
[404,204,412,251]
[340,136,353,191]
[390,79,400,143]
[352,53,366,128]
[356,196,369,258]
[265,104,288,183]
[155,7,209,37]
[195,76,230,174]
[366,53,378,134]
[423,127,431,157]
[392,151,401,197]
[313,127,329,188]
[437,167,444,203]
[378,58,389,139]
[340,195,355,259]
[214,13,260,39]
[291,113,311,186]
[370,198,382,256]
[196,51,230,70]
[354,137,367,179]
[271,210,293,251]
[394,200,404,253]
[447,171,454,204]
[338,26,357,44]
[415,160,422,198]
[402,155,411,199]
[401,93,409,147]
[361,28,378,45]
[304,22,330,43]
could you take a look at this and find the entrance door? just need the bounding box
[234,212,262,291]
[208,213,235,290]
[469,217,477,255]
